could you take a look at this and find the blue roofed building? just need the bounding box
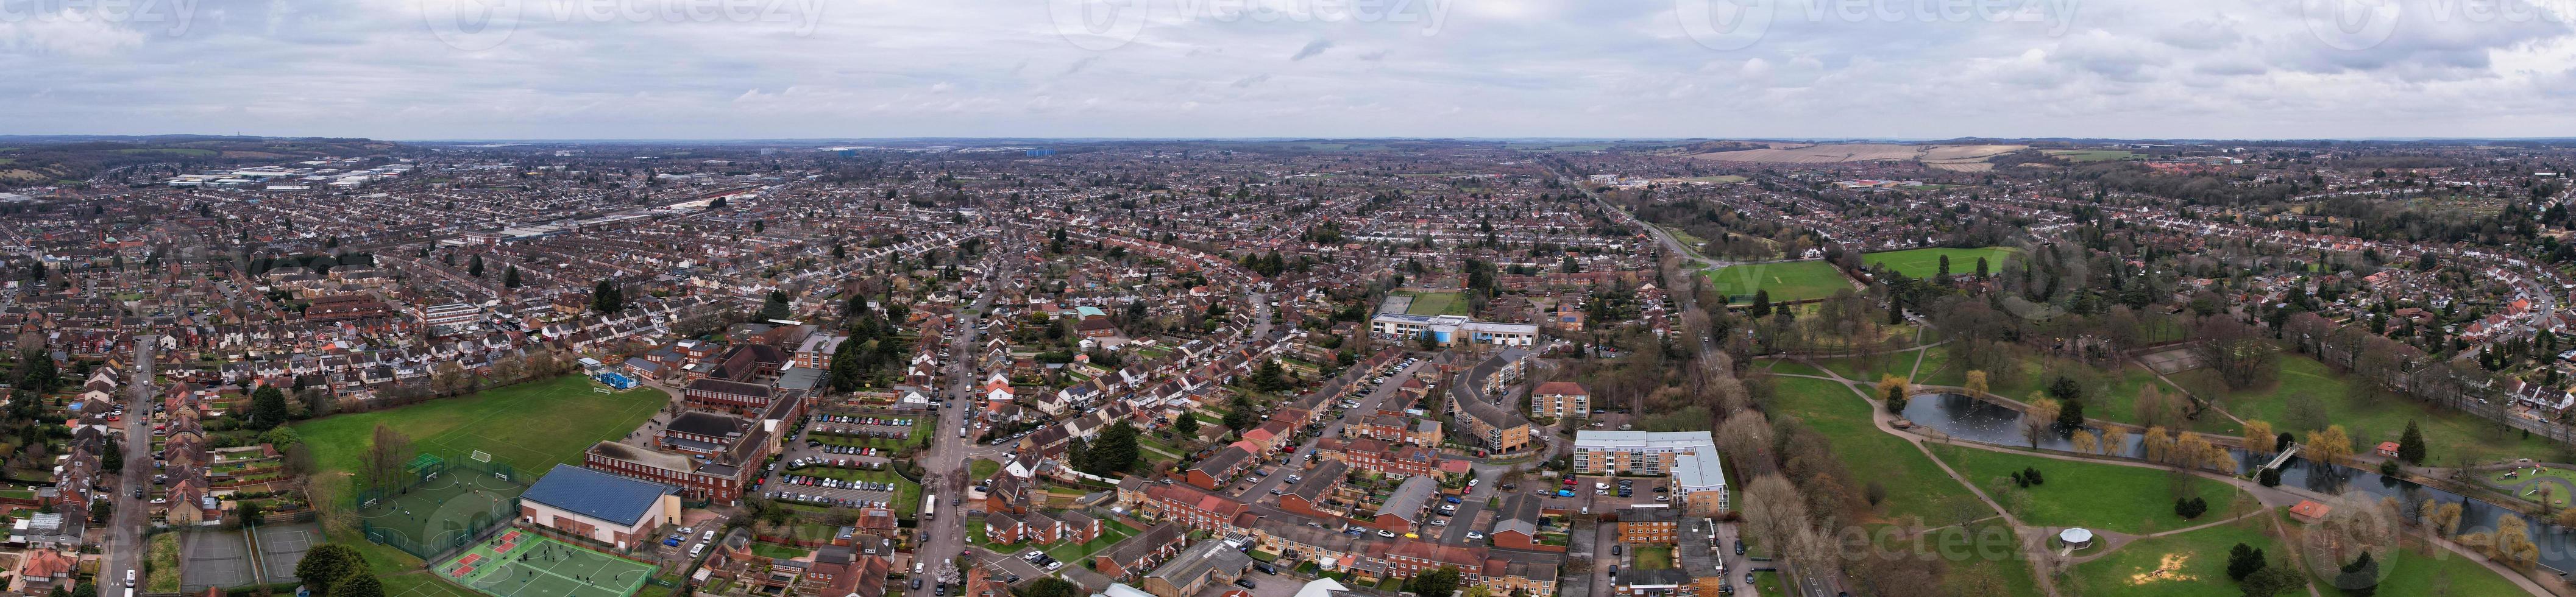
[520,464,682,549]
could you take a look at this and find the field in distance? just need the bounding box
[1687,143,2028,171]
[1864,247,2018,278]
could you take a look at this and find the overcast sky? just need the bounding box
[4,0,2575,140]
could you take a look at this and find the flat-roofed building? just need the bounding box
[1574,431,1730,514]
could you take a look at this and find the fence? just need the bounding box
[352,454,526,560]
[360,498,522,560]
[349,454,519,510]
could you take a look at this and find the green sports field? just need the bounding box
[1863,247,2016,278]
[296,375,670,499]
[1703,261,1851,305]
[1397,291,1471,316]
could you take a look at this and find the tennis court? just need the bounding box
[252,522,322,584]
[442,531,655,597]
[180,531,254,592]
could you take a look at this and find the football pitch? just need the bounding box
[1862,247,2016,278]
[1705,261,1851,305]
[295,375,669,498]
[441,531,654,597]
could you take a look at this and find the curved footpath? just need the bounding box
[1761,353,2559,597]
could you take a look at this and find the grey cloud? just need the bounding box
[1290,39,1332,60]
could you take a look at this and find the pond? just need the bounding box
[1902,392,2576,573]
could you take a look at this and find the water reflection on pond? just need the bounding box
[1899,392,2576,571]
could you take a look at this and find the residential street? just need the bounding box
[102,341,154,597]
[905,246,1007,597]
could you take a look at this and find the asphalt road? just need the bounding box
[905,249,1006,597]
[102,341,154,597]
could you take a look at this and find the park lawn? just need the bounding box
[1872,521,2043,597]
[1914,345,2186,430]
[1767,376,1978,522]
[1927,444,2248,535]
[1862,247,2016,279]
[1957,520,2047,597]
[294,375,669,498]
[2068,521,2282,597]
[1809,349,1921,384]
[1752,571,1784,596]
[2185,354,2553,463]
[2333,544,2527,596]
[970,459,1001,480]
[1762,359,1831,378]
[1397,291,1471,317]
[1705,261,1850,305]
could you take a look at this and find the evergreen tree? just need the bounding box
[759,290,793,320]
[591,280,624,314]
[2333,552,2380,596]
[299,548,371,597]
[502,266,521,288]
[1748,290,1772,318]
[468,254,484,277]
[1088,422,1142,473]
[2240,566,2307,597]
[2396,420,2427,464]
[335,570,386,597]
[827,336,868,392]
[2056,399,2085,433]
[249,385,291,429]
[1173,412,1201,437]
[1250,360,1291,393]
[2224,543,2266,581]
[1223,394,1259,431]
[1402,566,1463,597]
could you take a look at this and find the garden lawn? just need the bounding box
[752,542,812,559]
[2068,521,2282,597]
[1767,376,1978,522]
[294,375,669,497]
[146,532,181,592]
[1045,521,1143,563]
[1862,247,2017,278]
[1705,261,1850,305]
[1631,545,1673,570]
[970,459,1001,480]
[2184,354,2554,463]
[1752,571,1784,597]
[1927,444,2248,535]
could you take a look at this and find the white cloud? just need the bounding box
[2,0,2575,138]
